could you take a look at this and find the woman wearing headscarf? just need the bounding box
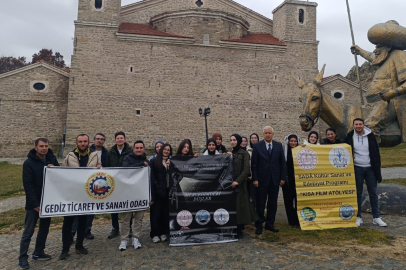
[150,143,172,243]
[212,133,227,154]
[148,140,164,161]
[202,138,220,155]
[246,133,259,157]
[246,133,260,209]
[240,136,248,151]
[282,134,300,227]
[303,131,320,145]
[229,134,258,238]
[321,128,343,144]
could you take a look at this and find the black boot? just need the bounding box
[108,228,119,239]
[85,230,94,240]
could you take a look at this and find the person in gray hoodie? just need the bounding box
[344,118,387,227]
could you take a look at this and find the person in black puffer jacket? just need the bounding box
[18,138,59,269]
[149,143,173,243]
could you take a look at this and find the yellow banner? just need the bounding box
[292,144,357,230]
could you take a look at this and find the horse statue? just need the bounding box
[297,65,402,147]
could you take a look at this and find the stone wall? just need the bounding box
[0,66,69,157]
[120,0,273,34]
[151,9,249,44]
[273,0,317,42]
[66,20,318,153]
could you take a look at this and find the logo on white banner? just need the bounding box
[85,172,115,200]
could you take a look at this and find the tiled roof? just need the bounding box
[221,33,286,46]
[118,23,193,38]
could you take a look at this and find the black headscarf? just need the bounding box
[241,136,248,151]
[308,131,319,144]
[206,138,217,155]
[249,133,260,148]
[231,134,242,154]
[286,134,299,186]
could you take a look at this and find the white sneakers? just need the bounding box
[119,238,141,250]
[160,235,168,242]
[132,237,141,249]
[355,217,363,227]
[119,240,128,251]
[152,236,160,243]
[356,217,387,227]
[373,217,387,227]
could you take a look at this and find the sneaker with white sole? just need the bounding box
[119,240,128,251]
[152,236,160,243]
[160,234,168,242]
[355,217,363,227]
[373,218,387,227]
[132,238,141,249]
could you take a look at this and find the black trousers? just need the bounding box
[150,194,169,238]
[62,215,87,251]
[255,184,279,228]
[282,184,299,226]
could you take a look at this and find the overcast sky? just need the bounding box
[0,0,405,76]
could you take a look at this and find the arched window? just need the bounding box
[299,9,304,24]
[95,0,103,9]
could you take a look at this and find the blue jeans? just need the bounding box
[71,215,95,234]
[354,166,380,218]
[19,210,51,262]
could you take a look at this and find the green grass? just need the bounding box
[0,207,112,234]
[380,143,406,168]
[382,178,406,186]
[248,223,394,246]
[0,162,24,199]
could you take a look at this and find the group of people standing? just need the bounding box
[18,119,387,269]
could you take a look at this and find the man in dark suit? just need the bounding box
[251,126,287,234]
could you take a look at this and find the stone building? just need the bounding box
[0,62,69,157]
[1,0,323,157]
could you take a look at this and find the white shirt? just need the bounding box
[118,149,123,154]
[96,150,102,159]
[265,141,273,151]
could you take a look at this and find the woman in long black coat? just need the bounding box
[150,143,172,243]
[229,134,258,238]
[282,134,300,227]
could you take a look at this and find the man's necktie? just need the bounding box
[268,143,272,154]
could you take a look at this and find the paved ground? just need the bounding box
[1,199,406,269]
[0,196,25,213]
[1,212,406,270]
[1,160,405,269]
[381,167,406,180]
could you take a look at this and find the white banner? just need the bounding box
[40,167,150,217]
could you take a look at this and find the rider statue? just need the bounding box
[351,20,406,143]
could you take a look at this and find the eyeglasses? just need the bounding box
[95,138,105,141]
